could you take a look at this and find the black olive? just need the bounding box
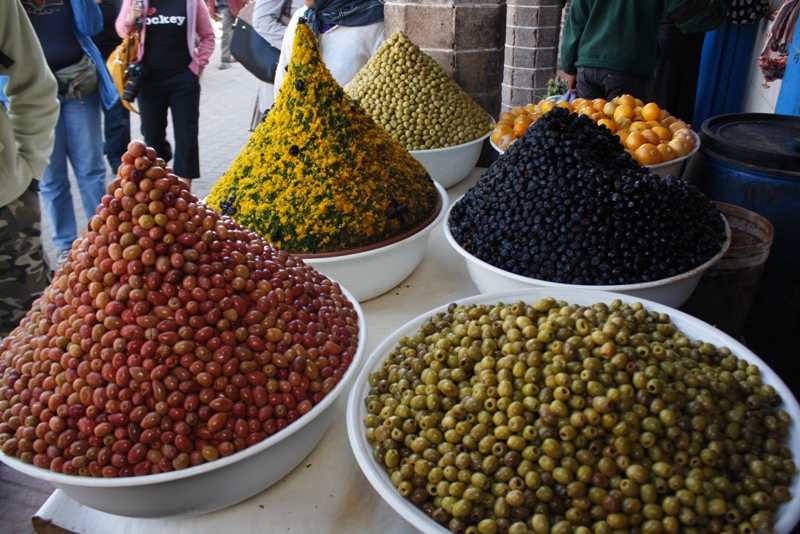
[289,145,299,156]
[295,80,305,90]
[449,107,725,286]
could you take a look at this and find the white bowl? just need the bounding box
[0,286,367,519]
[491,131,701,179]
[646,131,701,179]
[347,288,800,534]
[301,182,448,303]
[409,132,491,189]
[443,197,731,308]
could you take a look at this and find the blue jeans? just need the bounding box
[576,67,654,103]
[40,90,107,251]
[219,7,234,63]
[102,97,131,172]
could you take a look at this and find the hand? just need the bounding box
[129,3,143,22]
[567,73,577,91]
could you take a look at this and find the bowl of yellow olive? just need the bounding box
[346,288,800,534]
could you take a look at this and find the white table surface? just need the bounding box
[33,168,486,534]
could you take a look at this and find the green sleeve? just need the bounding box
[560,0,590,75]
[0,0,60,196]
[666,0,728,34]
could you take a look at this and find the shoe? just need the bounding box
[219,62,231,70]
[56,249,70,265]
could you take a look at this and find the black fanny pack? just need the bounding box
[54,54,99,103]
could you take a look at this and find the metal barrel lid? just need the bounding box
[699,113,800,177]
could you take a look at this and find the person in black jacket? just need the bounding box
[651,10,707,124]
[93,0,131,172]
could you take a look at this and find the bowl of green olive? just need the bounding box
[347,288,800,534]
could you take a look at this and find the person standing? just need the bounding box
[0,0,60,337]
[251,0,304,127]
[93,0,132,172]
[651,11,707,123]
[560,0,728,102]
[273,0,384,100]
[23,0,120,266]
[116,0,215,192]
[216,0,235,69]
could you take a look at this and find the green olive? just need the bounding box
[361,301,795,533]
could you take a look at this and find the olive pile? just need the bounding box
[0,141,360,477]
[450,107,726,285]
[364,298,795,534]
[344,31,493,150]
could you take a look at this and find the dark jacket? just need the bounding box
[561,0,728,79]
[92,0,124,60]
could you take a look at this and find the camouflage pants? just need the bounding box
[0,183,50,338]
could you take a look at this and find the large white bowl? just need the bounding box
[0,286,367,519]
[301,182,448,302]
[443,196,731,308]
[409,131,491,189]
[491,131,701,179]
[347,288,800,534]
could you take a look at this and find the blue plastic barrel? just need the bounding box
[684,113,800,395]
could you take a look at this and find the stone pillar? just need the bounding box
[502,0,565,112]
[384,0,506,120]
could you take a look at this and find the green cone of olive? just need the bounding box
[344,31,493,151]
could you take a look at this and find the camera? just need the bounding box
[122,62,146,103]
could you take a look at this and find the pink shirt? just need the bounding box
[116,0,215,76]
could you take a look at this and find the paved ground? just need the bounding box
[3,21,262,533]
[41,21,261,266]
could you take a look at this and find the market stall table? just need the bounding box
[31,169,486,534]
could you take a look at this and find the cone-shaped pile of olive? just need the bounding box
[344,31,493,150]
[0,141,360,477]
[208,22,437,255]
[449,108,727,285]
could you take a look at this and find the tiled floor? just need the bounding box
[1,22,260,533]
[0,464,54,534]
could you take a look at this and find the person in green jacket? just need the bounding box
[0,0,60,337]
[561,0,728,102]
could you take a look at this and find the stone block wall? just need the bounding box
[384,0,506,119]
[501,0,565,111]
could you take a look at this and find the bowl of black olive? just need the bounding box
[444,107,731,308]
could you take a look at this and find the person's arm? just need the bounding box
[72,0,105,37]
[253,0,292,49]
[228,0,246,18]
[666,0,728,33]
[195,0,216,74]
[0,0,60,186]
[115,0,138,38]
[560,0,589,76]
